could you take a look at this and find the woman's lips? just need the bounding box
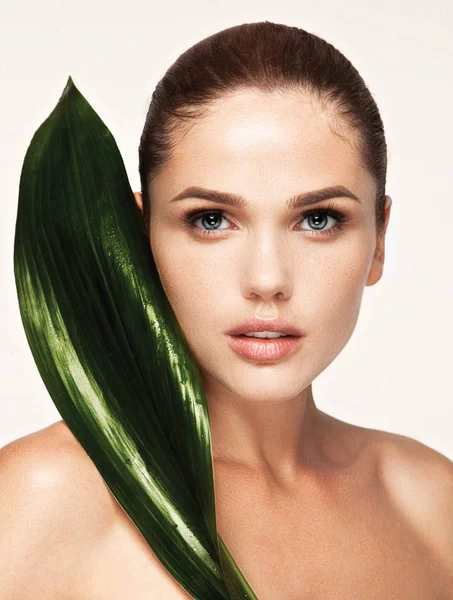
[226,334,304,362]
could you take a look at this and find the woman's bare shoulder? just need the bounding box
[365,426,453,573]
[0,421,115,535]
[0,420,120,597]
[7,420,116,510]
[361,425,453,490]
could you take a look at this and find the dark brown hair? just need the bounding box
[138,21,387,237]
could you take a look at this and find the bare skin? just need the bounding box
[134,87,389,485]
[2,89,453,597]
[1,418,452,599]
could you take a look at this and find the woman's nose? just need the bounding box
[241,235,293,302]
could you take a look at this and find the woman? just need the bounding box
[2,21,453,599]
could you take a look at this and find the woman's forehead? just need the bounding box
[165,91,362,176]
[152,92,375,209]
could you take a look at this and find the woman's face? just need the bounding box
[135,89,390,405]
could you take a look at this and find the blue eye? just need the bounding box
[301,212,337,234]
[181,203,352,238]
[192,212,229,232]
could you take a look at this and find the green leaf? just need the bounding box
[13,76,258,600]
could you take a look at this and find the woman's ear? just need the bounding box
[134,191,143,215]
[366,195,392,287]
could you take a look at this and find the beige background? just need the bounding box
[1,0,452,457]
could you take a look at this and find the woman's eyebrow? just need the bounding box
[169,185,361,209]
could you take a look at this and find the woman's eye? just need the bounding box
[183,206,350,238]
[300,212,338,235]
[192,212,230,232]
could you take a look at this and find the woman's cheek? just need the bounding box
[305,244,372,355]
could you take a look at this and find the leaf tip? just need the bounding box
[62,75,75,98]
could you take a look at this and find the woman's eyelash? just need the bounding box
[180,201,353,238]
